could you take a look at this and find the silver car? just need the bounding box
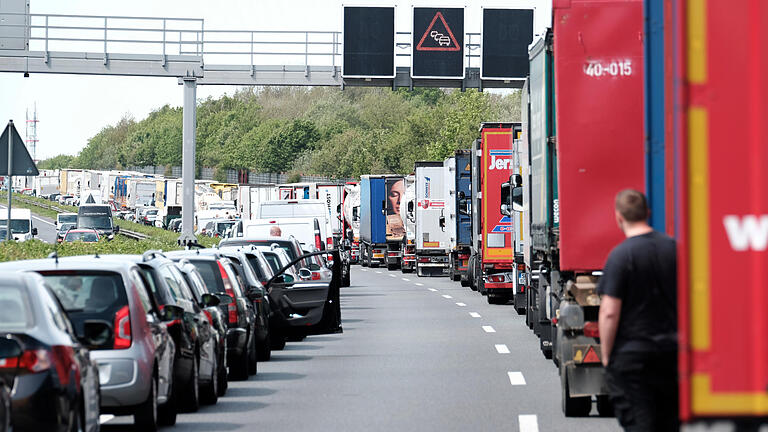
[0,256,180,430]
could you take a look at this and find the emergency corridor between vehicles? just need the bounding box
[102,266,620,431]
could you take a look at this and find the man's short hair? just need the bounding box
[270,225,282,236]
[615,189,649,222]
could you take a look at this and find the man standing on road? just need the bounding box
[598,189,678,432]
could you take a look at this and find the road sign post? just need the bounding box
[6,120,11,242]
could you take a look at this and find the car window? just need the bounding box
[262,252,281,274]
[244,254,267,281]
[179,271,202,303]
[130,269,154,314]
[41,271,128,347]
[0,285,33,329]
[138,266,166,305]
[40,287,73,336]
[168,266,194,301]
[188,260,225,293]
[158,265,183,302]
[223,263,245,297]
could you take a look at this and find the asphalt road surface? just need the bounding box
[0,204,58,243]
[102,266,623,432]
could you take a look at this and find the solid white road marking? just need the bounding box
[389,274,397,278]
[442,294,453,299]
[507,371,526,386]
[99,415,115,424]
[518,415,539,432]
[361,269,368,272]
[402,278,410,281]
[469,312,481,318]
[375,271,382,274]
[482,325,496,333]
[495,344,510,354]
[455,302,466,307]
[428,288,438,292]
[416,283,424,286]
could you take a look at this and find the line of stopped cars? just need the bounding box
[0,234,343,431]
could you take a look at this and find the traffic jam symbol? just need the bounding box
[416,12,461,52]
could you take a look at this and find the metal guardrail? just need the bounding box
[10,195,150,241]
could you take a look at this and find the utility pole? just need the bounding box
[178,77,197,246]
[6,120,13,242]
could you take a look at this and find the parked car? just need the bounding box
[162,250,257,380]
[55,212,77,229]
[175,260,230,398]
[189,247,273,361]
[111,251,216,413]
[168,218,182,232]
[0,272,101,432]
[0,257,180,430]
[0,338,14,432]
[63,229,100,243]
[56,223,76,243]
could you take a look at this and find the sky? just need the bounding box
[0,0,552,161]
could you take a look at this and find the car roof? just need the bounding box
[66,229,98,234]
[0,255,137,273]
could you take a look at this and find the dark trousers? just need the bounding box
[605,351,679,432]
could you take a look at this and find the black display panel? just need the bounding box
[412,7,464,79]
[342,6,395,78]
[481,8,534,80]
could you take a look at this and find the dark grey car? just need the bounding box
[0,257,179,431]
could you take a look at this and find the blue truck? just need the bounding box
[359,175,405,268]
[446,150,472,283]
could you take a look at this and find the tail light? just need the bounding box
[517,263,526,271]
[315,230,322,249]
[418,257,430,263]
[218,261,238,325]
[0,349,51,373]
[311,272,321,281]
[387,252,399,257]
[113,305,132,349]
[51,346,77,385]
[488,275,505,283]
[458,254,470,260]
[583,321,600,338]
[326,237,333,249]
[203,310,213,325]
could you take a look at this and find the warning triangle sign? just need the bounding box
[583,346,601,364]
[416,12,461,52]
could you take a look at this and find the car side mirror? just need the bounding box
[161,304,184,322]
[31,227,38,236]
[215,293,234,305]
[0,337,22,359]
[79,320,113,348]
[113,225,120,233]
[247,288,263,301]
[201,293,221,307]
[283,274,295,284]
[298,268,312,279]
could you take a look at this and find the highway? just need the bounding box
[0,204,58,243]
[102,266,621,432]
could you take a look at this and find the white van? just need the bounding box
[256,200,332,248]
[237,217,325,251]
[0,208,37,241]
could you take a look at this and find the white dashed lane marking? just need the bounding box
[455,302,466,307]
[495,344,510,354]
[507,371,526,386]
[469,312,481,318]
[402,278,410,281]
[441,294,453,299]
[482,326,496,333]
[375,271,382,274]
[389,274,397,278]
[518,415,539,432]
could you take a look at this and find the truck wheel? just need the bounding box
[452,271,461,282]
[596,395,614,417]
[460,278,470,288]
[361,247,368,267]
[561,365,592,417]
[387,263,397,271]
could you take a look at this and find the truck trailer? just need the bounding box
[446,150,472,283]
[518,0,645,416]
[399,174,416,273]
[359,175,404,268]
[414,162,450,277]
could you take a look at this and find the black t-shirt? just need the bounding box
[597,231,677,353]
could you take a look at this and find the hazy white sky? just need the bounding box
[0,0,551,160]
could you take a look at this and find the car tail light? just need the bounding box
[326,237,333,249]
[488,275,505,283]
[218,261,238,325]
[517,263,526,271]
[311,272,321,281]
[0,349,51,373]
[418,257,429,263]
[458,254,470,260]
[113,305,132,349]
[583,321,600,338]
[51,346,77,386]
[387,252,398,257]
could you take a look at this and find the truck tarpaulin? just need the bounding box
[676,0,768,421]
[481,126,516,263]
[553,0,645,271]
